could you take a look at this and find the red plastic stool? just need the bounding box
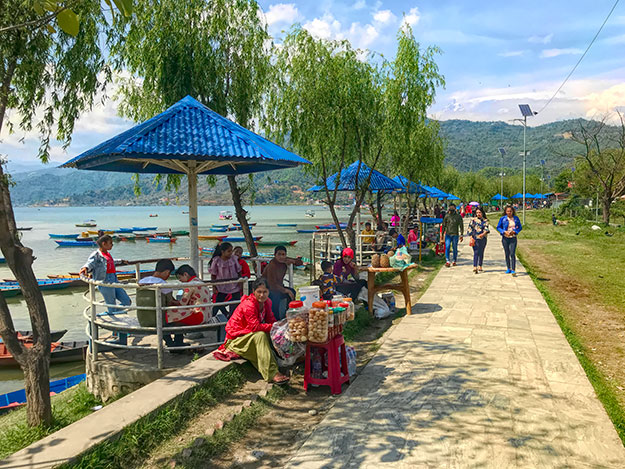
[304,334,350,395]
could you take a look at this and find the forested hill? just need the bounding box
[439,119,582,171]
[8,118,587,206]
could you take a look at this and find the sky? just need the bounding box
[2,0,625,169]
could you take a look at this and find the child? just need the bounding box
[389,228,406,248]
[361,222,375,248]
[79,235,131,344]
[233,246,251,295]
[319,260,338,300]
[209,242,242,318]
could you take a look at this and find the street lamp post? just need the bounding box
[498,147,506,209]
[517,104,536,224]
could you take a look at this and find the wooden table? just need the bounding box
[363,264,419,316]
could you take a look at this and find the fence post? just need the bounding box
[199,258,204,280]
[89,282,99,361]
[155,288,164,370]
[288,263,294,289]
[135,263,141,282]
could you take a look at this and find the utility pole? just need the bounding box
[498,148,506,209]
[517,104,535,224]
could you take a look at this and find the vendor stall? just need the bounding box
[363,263,418,317]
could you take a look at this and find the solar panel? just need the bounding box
[498,147,506,156]
[519,104,534,117]
[540,159,546,165]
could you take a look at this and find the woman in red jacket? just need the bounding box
[224,278,289,383]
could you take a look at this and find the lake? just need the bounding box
[0,204,353,392]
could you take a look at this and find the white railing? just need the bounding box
[82,274,249,370]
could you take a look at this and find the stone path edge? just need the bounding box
[0,355,244,469]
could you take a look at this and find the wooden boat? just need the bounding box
[49,233,80,239]
[86,230,114,236]
[297,229,319,233]
[210,227,228,232]
[277,223,297,227]
[149,214,158,217]
[219,210,233,220]
[0,373,86,413]
[17,227,32,231]
[316,223,348,230]
[255,240,297,247]
[200,247,273,257]
[222,236,262,242]
[305,210,315,218]
[198,235,227,241]
[155,230,189,237]
[146,237,177,243]
[75,220,96,227]
[116,228,134,233]
[55,240,97,247]
[212,224,229,228]
[232,222,256,227]
[0,278,79,296]
[0,340,91,368]
[0,329,67,343]
[63,269,154,281]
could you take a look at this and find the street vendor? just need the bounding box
[262,245,303,320]
[333,247,366,299]
[223,278,290,384]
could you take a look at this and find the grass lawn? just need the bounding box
[0,383,103,459]
[518,209,625,443]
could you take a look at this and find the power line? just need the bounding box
[536,0,620,115]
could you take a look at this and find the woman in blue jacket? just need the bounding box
[496,205,522,276]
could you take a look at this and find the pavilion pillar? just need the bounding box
[187,163,199,273]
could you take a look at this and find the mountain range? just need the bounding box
[5,118,585,206]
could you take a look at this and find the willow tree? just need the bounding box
[0,0,110,426]
[265,27,384,248]
[108,0,271,256]
[384,25,445,235]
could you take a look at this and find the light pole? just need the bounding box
[540,159,545,195]
[498,147,506,208]
[517,104,536,224]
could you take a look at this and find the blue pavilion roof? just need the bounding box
[62,95,310,175]
[308,161,403,192]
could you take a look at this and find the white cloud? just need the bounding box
[402,7,420,27]
[352,0,367,10]
[540,48,583,58]
[528,33,553,44]
[303,14,343,40]
[498,50,525,57]
[603,34,625,45]
[303,14,379,51]
[348,23,379,49]
[373,9,396,25]
[265,3,300,27]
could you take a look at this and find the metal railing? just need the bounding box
[83,274,249,370]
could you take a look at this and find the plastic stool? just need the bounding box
[304,335,350,395]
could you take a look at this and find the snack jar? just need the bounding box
[308,301,329,343]
[339,303,350,324]
[327,309,335,338]
[286,300,308,343]
[331,294,345,308]
[344,298,355,321]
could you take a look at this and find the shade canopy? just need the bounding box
[392,176,437,196]
[525,193,535,198]
[491,193,509,201]
[511,193,523,198]
[308,161,403,192]
[63,95,310,175]
[446,194,460,201]
[533,193,546,199]
[62,95,310,271]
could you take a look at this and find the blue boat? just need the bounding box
[49,233,80,239]
[0,278,78,292]
[297,229,319,233]
[0,373,86,412]
[0,258,5,264]
[210,227,228,232]
[222,236,262,242]
[116,228,133,233]
[146,237,176,243]
[211,224,229,228]
[132,227,157,231]
[316,223,348,230]
[277,223,297,227]
[55,240,97,247]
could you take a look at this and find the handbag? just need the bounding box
[469,237,475,247]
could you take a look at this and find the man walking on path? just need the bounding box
[442,204,464,267]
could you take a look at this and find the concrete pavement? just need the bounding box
[286,242,625,468]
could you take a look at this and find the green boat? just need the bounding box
[255,240,297,247]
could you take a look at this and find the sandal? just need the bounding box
[272,373,290,384]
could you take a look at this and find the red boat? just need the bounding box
[0,340,89,367]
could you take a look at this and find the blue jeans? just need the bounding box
[472,238,487,267]
[99,272,131,344]
[501,236,517,271]
[445,235,459,263]
[269,288,295,321]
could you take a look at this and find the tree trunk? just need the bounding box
[602,196,611,225]
[227,175,258,258]
[0,164,52,427]
[327,202,347,248]
[376,192,383,227]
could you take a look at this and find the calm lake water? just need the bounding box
[1,204,348,392]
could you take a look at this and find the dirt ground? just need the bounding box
[519,239,625,407]
[141,262,439,469]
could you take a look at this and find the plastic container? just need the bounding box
[344,298,355,321]
[286,300,308,342]
[339,303,350,324]
[331,294,344,308]
[308,301,329,343]
[299,286,320,309]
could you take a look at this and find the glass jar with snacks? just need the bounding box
[343,298,355,321]
[339,303,350,324]
[328,309,335,338]
[308,301,329,343]
[331,295,344,308]
[286,300,308,342]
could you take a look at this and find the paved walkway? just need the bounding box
[287,243,625,468]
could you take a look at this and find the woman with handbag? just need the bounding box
[467,207,490,274]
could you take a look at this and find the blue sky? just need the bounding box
[2,0,625,169]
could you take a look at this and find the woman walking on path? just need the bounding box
[467,207,490,274]
[496,205,522,276]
